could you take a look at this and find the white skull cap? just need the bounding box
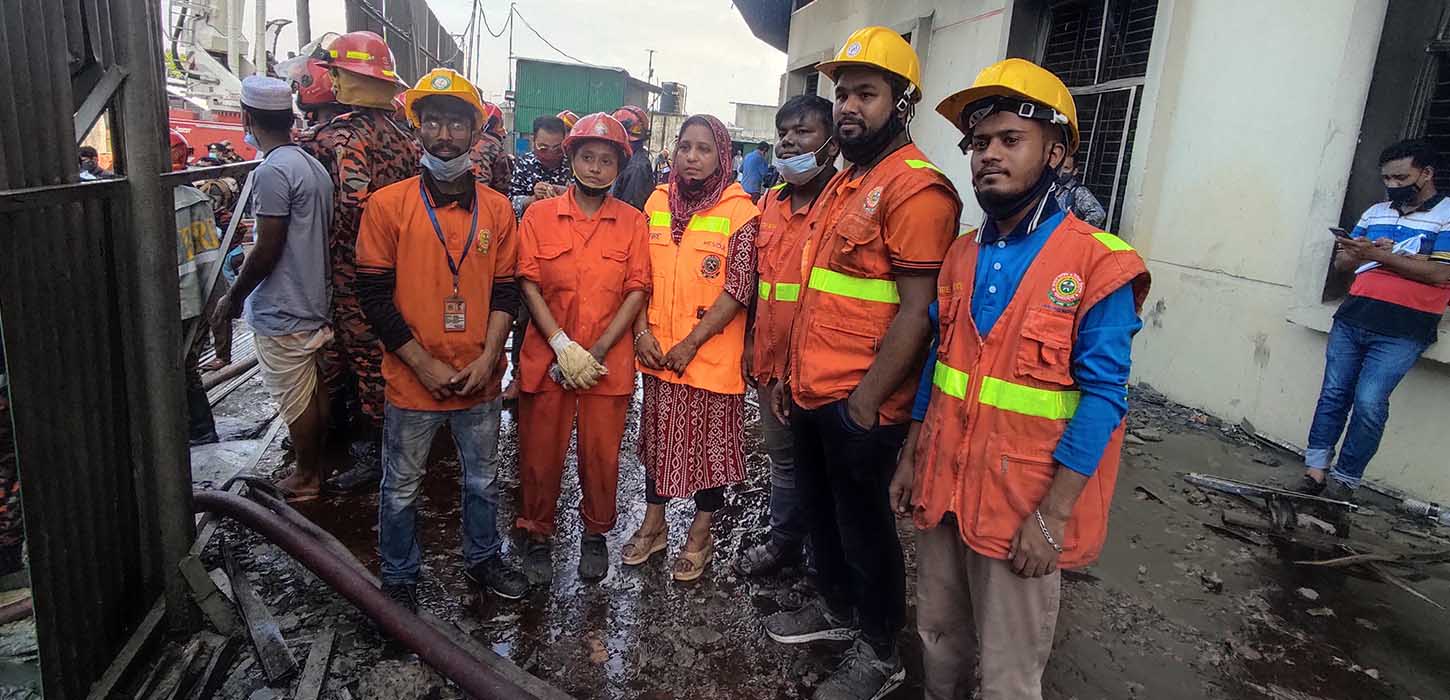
[241,75,294,111]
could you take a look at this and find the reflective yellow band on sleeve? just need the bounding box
[774,282,801,302]
[649,211,672,228]
[932,362,970,400]
[758,281,771,300]
[904,159,945,175]
[1092,232,1135,252]
[807,267,900,304]
[688,215,732,235]
[978,376,1080,420]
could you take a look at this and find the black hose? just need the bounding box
[192,490,537,699]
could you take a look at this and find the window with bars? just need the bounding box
[1038,0,1158,231]
[804,70,820,97]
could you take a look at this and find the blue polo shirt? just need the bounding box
[912,195,1143,476]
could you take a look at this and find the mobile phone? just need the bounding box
[1329,226,1351,239]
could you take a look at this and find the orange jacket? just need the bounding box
[912,214,1150,568]
[516,190,651,396]
[788,144,960,425]
[751,185,813,384]
[639,183,760,394]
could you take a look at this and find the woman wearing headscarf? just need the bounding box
[624,115,761,581]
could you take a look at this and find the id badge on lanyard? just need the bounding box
[420,180,480,333]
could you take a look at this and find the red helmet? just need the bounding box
[294,58,336,108]
[169,129,191,171]
[328,31,398,83]
[612,105,649,141]
[563,112,632,158]
[556,110,580,130]
[482,101,506,141]
[391,93,408,123]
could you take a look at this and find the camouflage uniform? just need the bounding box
[301,109,421,430]
[469,134,514,193]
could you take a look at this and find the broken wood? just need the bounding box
[208,568,235,603]
[222,537,298,683]
[178,555,238,635]
[188,636,241,700]
[1295,549,1450,569]
[294,628,335,700]
[150,636,211,700]
[190,415,284,555]
[1364,561,1447,611]
[86,597,166,700]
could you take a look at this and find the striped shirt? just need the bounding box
[1335,194,1450,342]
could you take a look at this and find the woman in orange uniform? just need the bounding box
[624,115,760,581]
[516,113,650,585]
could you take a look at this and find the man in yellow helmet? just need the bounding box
[762,27,961,700]
[891,58,1150,699]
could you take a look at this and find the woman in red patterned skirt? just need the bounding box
[624,114,760,581]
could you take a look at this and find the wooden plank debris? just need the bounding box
[188,635,241,700]
[294,628,336,700]
[86,597,166,700]
[178,555,238,635]
[222,538,298,684]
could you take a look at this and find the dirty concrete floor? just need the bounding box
[184,379,1450,700]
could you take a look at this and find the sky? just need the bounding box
[239,0,786,123]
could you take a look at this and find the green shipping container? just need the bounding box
[513,58,656,136]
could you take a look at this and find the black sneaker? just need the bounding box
[735,539,803,577]
[1292,474,1327,496]
[578,534,608,581]
[1322,479,1357,504]
[466,557,528,600]
[764,599,857,645]
[524,540,553,586]
[382,582,418,614]
[324,444,382,494]
[811,638,905,700]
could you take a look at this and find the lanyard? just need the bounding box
[418,178,479,295]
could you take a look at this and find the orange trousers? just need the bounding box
[516,391,630,537]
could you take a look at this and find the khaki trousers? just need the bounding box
[916,519,1061,700]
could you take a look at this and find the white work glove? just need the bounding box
[549,330,607,389]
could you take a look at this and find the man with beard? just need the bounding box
[893,59,1149,699]
[355,69,528,609]
[762,27,961,700]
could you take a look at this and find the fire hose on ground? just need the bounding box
[192,490,535,699]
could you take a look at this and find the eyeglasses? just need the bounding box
[419,117,473,135]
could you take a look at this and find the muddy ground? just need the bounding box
[170,376,1450,700]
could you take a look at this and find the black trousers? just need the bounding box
[792,399,908,653]
[644,473,725,512]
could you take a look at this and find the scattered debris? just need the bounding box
[1307,608,1335,618]
[682,626,724,648]
[1296,588,1320,602]
[179,554,239,635]
[1132,428,1164,442]
[294,628,335,700]
[222,538,298,683]
[1200,571,1224,593]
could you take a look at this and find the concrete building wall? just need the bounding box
[733,102,780,144]
[782,0,1450,500]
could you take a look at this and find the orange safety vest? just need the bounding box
[640,183,760,394]
[789,144,960,425]
[913,213,1150,569]
[752,184,810,384]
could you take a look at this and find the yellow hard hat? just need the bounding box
[816,26,923,102]
[402,68,486,128]
[935,58,1079,152]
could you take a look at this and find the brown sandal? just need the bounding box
[671,537,714,582]
[621,527,667,566]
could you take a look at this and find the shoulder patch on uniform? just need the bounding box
[1049,272,1084,308]
[864,186,883,214]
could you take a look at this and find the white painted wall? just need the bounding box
[783,0,1450,500]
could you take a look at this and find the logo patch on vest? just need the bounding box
[701,254,723,279]
[863,186,883,214]
[476,229,491,255]
[1048,272,1084,308]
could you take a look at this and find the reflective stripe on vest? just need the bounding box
[807,267,900,304]
[1092,232,1135,252]
[648,211,733,236]
[759,281,802,302]
[904,159,945,175]
[932,361,1080,420]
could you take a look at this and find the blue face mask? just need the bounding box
[420,150,474,182]
[772,139,832,185]
[244,132,259,150]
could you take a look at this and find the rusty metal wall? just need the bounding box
[0,0,192,696]
[345,0,465,83]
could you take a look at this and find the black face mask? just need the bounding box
[837,112,905,165]
[573,175,612,198]
[976,166,1059,222]
[1387,182,1420,206]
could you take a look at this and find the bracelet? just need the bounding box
[1033,510,1063,553]
[633,329,652,346]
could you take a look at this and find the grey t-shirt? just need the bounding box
[244,144,334,336]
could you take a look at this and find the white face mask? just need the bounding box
[420,150,474,182]
[772,139,832,185]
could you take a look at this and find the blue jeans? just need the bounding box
[379,400,503,585]
[1305,320,1428,487]
[758,383,804,548]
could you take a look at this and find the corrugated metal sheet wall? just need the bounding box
[0,0,165,696]
[514,60,627,135]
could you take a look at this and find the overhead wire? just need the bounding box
[481,2,513,39]
[440,0,481,67]
[512,7,590,65]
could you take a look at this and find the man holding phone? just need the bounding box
[355,69,528,612]
[1304,139,1450,501]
